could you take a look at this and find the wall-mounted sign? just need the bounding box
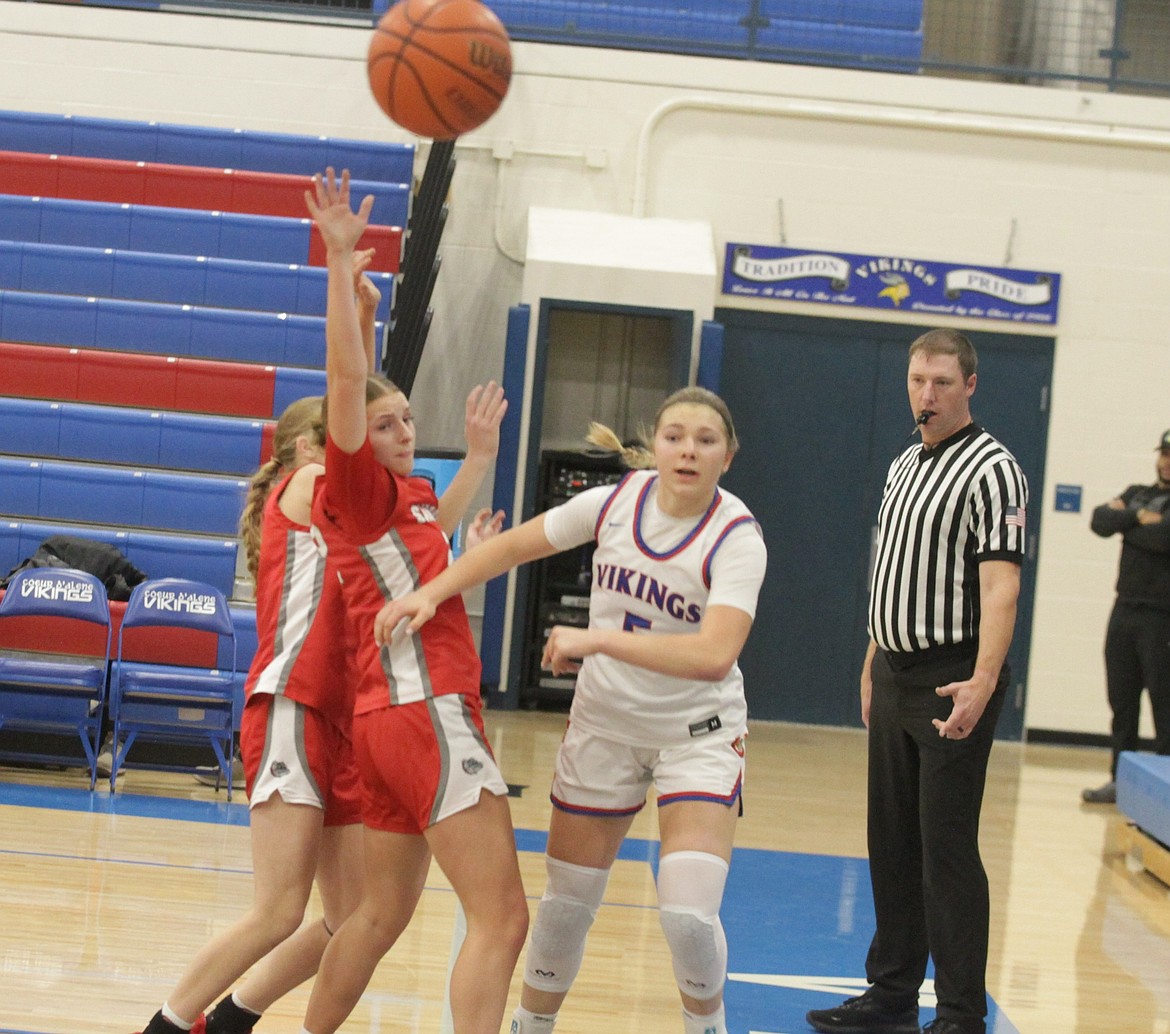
[723,244,1060,325]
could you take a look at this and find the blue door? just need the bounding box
[716,311,1052,740]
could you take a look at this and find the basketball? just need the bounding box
[367,0,512,140]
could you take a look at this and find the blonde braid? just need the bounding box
[239,459,284,584]
[238,394,325,586]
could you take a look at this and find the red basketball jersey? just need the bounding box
[313,436,481,716]
[244,469,353,726]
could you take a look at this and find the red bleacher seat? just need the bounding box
[0,341,278,417]
[0,151,403,271]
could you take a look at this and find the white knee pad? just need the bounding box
[523,856,610,994]
[657,851,729,1002]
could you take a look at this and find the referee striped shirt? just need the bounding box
[868,423,1028,654]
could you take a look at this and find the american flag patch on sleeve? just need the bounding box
[1005,505,1026,529]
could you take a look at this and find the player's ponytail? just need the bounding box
[586,421,655,470]
[239,395,325,585]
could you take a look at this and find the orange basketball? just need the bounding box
[367,0,512,140]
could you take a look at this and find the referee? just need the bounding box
[808,328,1028,1034]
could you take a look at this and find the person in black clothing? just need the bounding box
[1082,430,1170,805]
[807,329,1027,1034]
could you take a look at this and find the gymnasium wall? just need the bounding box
[3,0,1169,742]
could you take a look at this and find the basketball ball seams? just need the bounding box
[382,43,508,100]
[399,61,458,136]
[368,0,511,139]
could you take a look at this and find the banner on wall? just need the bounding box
[722,244,1060,325]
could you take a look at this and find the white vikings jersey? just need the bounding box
[542,469,766,748]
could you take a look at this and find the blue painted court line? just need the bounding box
[0,780,249,825]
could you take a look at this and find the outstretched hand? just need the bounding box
[464,382,507,461]
[464,507,506,551]
[352,248,381,309]
[304,167,375,255]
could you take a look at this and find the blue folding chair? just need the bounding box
[0,567,111,788]
[107,577,237,798]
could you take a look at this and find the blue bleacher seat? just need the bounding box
[58,402,162,467]
[159,411,263,475]
[0,241,24,286]
[125,530,238,597]
[0,458,44,518]
[130,201,224,256]
[187,306,289,364]
[3,398,62,456]
[0,521,21,574]
[112,249,208,306]
[0,109,71,154]
[282,313,331,367]
[94,296,193,356]
[272,367,328,415]
[0,193,44,241]
[203,256,301,314]
[141,471,247,536]
[38,462,145,527]
[763,0,923,31]
[216,211,312,265]
[36,196,136,250]
[8,239,116,296]
[0,290,97,346]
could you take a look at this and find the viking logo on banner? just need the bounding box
[723,244,1060,325]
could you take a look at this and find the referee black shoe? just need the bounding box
[806,991,919,1033]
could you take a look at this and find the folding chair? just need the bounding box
[0,567,111,788]
[107,577,238,798]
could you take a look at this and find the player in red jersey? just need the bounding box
[294,168,527,1034]
[132,247,503,1034]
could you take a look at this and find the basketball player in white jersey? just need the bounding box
[376,386,768,1034]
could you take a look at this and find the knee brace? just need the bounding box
[523,856,610,994]
[657,851,729,1002]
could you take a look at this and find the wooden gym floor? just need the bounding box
[0,710,1166,1034]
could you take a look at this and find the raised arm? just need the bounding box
[435,382,508,536]
[304,168,374,453]
[353,248,381,374]
[373,513,558,644]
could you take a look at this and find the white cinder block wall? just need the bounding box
[4,0,1168,741]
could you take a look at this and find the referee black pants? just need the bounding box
[1104,599,1170,777]
[864,646,1008,1033]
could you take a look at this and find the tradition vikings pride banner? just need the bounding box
[723,244,1060,325]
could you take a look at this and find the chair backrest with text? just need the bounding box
[0,567,111,788]
[107,577,238,797]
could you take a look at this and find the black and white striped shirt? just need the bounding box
[868,423,1028,654]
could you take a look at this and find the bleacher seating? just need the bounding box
[0,109,415,185]
[0,398,274,476]
[478,0,924,70]
[0,240,394,322]
[0,110,418,733]
[0,289,336,367]
[0,341,326,418]
[0,195,403,274]
[0,150,410,229]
